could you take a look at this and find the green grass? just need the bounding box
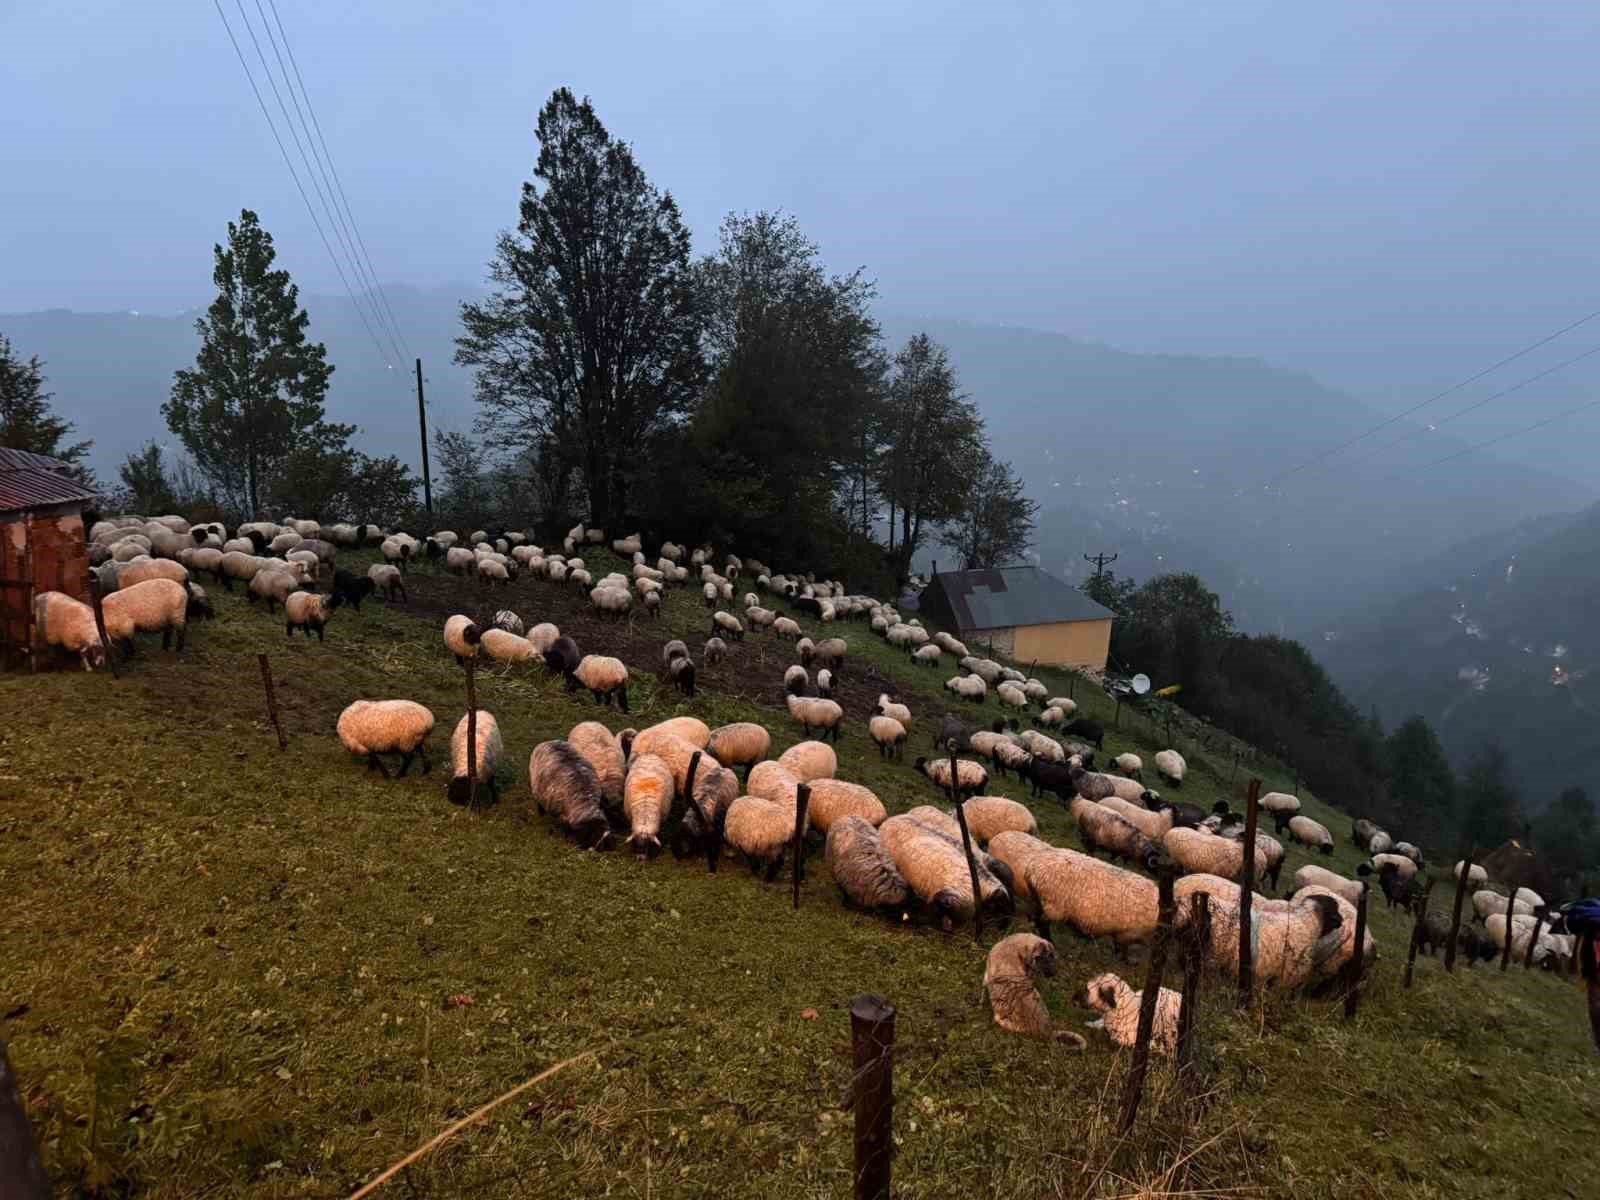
[2,548,1595,1198]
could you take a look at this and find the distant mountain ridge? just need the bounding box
[4,295,1593,633]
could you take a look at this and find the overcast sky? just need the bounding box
[6,1,1600,479]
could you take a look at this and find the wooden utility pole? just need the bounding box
[416,358,433,515]
[1083,551,1118,580]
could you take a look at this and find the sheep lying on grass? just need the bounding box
[1085,973,1181,1055]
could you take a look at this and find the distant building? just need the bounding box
[919,565,1115,670]
[0,448,99,666]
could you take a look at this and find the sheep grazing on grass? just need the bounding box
[1061,718,1104,749]
[526,623,560,656]
[569,655,630,711]
[248,564,305,612]
[804,779,887,834]
[528,740,612,848]
[706,722,770,778]
[1285,815,1334,854]
[773,616,801,640]
[1070,797,1160,870]
[1085,973,1181,1055]
[826,816,910,915]
[285,591,340,641]
[1097,795,1173,842]
[712,610,744,641]
[1293,865,1364,907]
[481,628,539,667]
[1014,840,1159,956]
[337,700,435,777]
[117,558,188,590]
[997,681,1029,710]
[185,584,213,622]
[1470,889,1535,923]
[32,592,107,671]
[1367,831,1394,855]
[811,637,847,670]
[869,715,907,760]
[102,578,191,656]
[541,635,582,678]
[1260,792,1300,824]
[876,694,911,726]
[447,710,503,806]
[723,790,805,881]
[914,756,990,798]
[367,563,406,601]
[622,754,674,859]
[985,934,1084,1045]
[1454,860,1489,888]
[911,643,942,667]
[1153,749,1186,786]
[704,637,727,666]
[490,609,524,636]
[786,694,843,742]
[815,668,834,699]
[879,810,1012,930]
[1163,827,1270,883]
[667,654,696,697]
[444,615,483,664]
[590,585,631,620]
[674,752,742,862]
[1393,841,1424,865]
[778,739,838,783]
[958,796,1037,844]
[1034,706,1065,730]
[946,674,987,704]
[1046,697,1077,718]
[783,664,810,696]
[568,721,626,807]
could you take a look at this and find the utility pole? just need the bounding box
[1084,550,1118,580]
[416,358,433,515]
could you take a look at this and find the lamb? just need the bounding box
[1153,749,1186,786]
[444,615,483,664]
[1292,864,1364,907]
[869,715,907,760]
[996,681,1029,710]
[876,694,911,726]
[101,578,191,655]
[32,591,107,671]
[622,754,674,859]
[528,740,613,848]
[569,655,630,711]
[1085,973,1182,1056]
[985,934,1083,1045]
[826,816,911,914]
[958,796,1038,844]
[542,634,581,676]
[285,591,340,640]
[1070,797,1160,869]
[913,756,990,797]
[945,674,987,704]
[804,779,887,833]
[336,700,435,777]
[705,722,771,777]
[778,739,838,783]
[879,810,1012,929]
[1163,827,1269,882]
[568,720,626,806]
[1285,815,1334,855]
[786,694,844,741]
[447,710,503,805]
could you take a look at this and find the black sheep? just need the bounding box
[1019,756,1078,804]
[331,567,377,611]
[1061,717,1105,749]
[793,595,823,618]
[542,635,581,676]
[1150,795,1206,829]
[668,656,696,698]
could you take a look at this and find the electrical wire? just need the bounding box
[1406,392,1600,475]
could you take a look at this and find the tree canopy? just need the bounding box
[0,333,94,482]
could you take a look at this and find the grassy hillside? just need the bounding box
[2,548,1595,1198]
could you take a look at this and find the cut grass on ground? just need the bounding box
[2,548,1595,1198]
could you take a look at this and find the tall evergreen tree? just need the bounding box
[163,210,341,517]
[456,88,704,530]
[1457,743,1523,851]
[0,333,93,482]
[1384,716,1457,849]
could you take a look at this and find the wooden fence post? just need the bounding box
[1177,891,1208,1073]
[90,579,118,680]
[1237,778,1260,1009]
[850,995,895,1200]
[1343,882,1370,1019]
[464,655,479,808]
[0,1040,50,1200]
[1444,848,1475,973]
[1523,907,1546,971]
[791,783,810,910]
[21,521,35,674]
[257,654,287,751]
[945,742,984,940]
[1118,868,1176,1134]
[1499,885,1522,972]
[1582,933,1600,1052]
[1403,879,1435,989]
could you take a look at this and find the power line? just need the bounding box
[1404,392,1600,475]
[263,0,413,361]
[213,0,392,366]
[1242,303,1600,494]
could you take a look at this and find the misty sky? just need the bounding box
[6,2,1600,482]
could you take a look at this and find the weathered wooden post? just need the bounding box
[89,578,118,680]
[1523,907,1546,970]
[1177,892,1208,1073]
[464,655,479,808]
[1118,868,1176,1133]
[1498,884,1522,972]
[0,1040,50,1200]
[849,995,895,1200]
[1444,848,1475,973]
[946,741,985,941]
[791,782,811,910]
[1237,778,1261,1009]
[1403,879,1435,989]
[1582,932,1600,1052]
[257,653,287,750]
[1343,882,1370,1019]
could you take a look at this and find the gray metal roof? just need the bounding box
[0,448,100,513]
[932,566,1114,632]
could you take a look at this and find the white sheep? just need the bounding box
[443,615,483,663]
[786,694,843,741]
[448,710,503,805]
[570,655,630,711]
[337,700,435,777]
[101,578,190,655]
[1085,972,1181,1055]
[32,591,106,670]
[1154,749,1186,787]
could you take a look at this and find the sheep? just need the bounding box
[117,558,189,590]
[1018,730,1066,764]
[812,637,847,669]
[1061,718,1104,749]
[477,558,513,586]
[786,694,844,742]
[1085,973,1182,1056]
[621,753,674,859]
[704,636,728,665]
[1046,697,1077,717]
[1393,841,1424,865]
[985,934,1083,1045]
[443,615,483,664]
[911,643,942,667]
[782,664,810,697]
[913,756,989,797]
[328,567,376,611]
[778,740,838,783]
[1365,831,1393,855]
[1113,753,1143,778]
[1285,815,1334,855]
[963,658,1003,686]
[1260,792,1300,821]
[1292,865,1364,907]
[1071,797,1159,869]
[590,585,632,620]
[542,635,581,677]
[876,694,911,726]
[1098,795,1173,842]
[480,628,539,667]
[569,655,630,711]
[773,616,801,640]
[702,581,718,608]
[674,751,742,862]
[247,564,305,612]
[1454,861,1489,888]
[795,636,815,664]
[705,722,770,777]
[365,563,406,600]
[664,654,696,697]
[933,631,968,657]
[1163,827,1269,882]
[723,791,803,880]
[816,668,834,699]
[1153,749,1186,786]
[869,715,907,760]
[805,779,887,834]
[32,591,106,671]
[447,710,503,805]
[285,591,340,640]
[998,666,1025,684]
[567,721,626,807]
[336,700,435,777]
[990,740,1033,779]
[879,810,1012,929]
[1470,889,1536,923]
[527,623,560,656]
[528,740,613,848]
[946,674,987,704]
[826,816,911,914]
[100,578,190,655]
[1368,852,1419,883]
[958,796,1037,844]
[1180,882,1348,989]
[711,610,744,641]
[997,681,1029,710]
[1022,843,1160,955]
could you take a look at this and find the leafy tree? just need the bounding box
[116,443,178,513]
[878,333,984,578]
[944,450,1038,569]
[1081,568,1136,614]
[1457,744,1524,851]
[432,430,494,529]
[0,333,94,482]
[1534,786,1596,891]
[456,88,704,530]
[163,210,341,516]
[1384,716,1457,849]
[265,444,418,527]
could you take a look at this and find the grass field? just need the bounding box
[2,546,1595,1198]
